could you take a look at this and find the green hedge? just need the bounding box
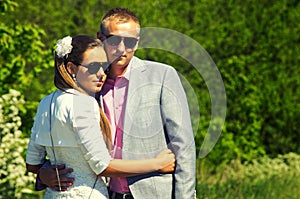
[2,0,300,166]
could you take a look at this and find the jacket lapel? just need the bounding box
[123,57,146,141]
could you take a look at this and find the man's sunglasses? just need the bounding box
[73,62,110,74]
[104,35,139,49]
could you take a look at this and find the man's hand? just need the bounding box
[38,164,74,191]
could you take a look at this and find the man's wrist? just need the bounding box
[35,160,50,191]
[35,167,47,191]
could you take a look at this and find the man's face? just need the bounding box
[102,19,140,70]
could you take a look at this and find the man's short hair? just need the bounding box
[100,7,140,36]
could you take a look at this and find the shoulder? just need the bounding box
[38,89,98,112]
[37,90,61,110]
[132,56,176,73]
[54,89,97,106]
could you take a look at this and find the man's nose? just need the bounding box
[116,39,126,52]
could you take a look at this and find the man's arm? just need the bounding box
[26,152,74,191]
[161,66,196,198]
[26,160,49,191]
[26,131,71,191]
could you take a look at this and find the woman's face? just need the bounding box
[76,47,108,95]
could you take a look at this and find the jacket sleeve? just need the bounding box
[161,67,196,198]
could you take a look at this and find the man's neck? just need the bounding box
[108,64,128,80]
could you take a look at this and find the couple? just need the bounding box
[26,7,196,199]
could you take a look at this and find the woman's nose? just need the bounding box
[96,67,106,81]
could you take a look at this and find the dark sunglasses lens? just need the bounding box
[106,35,138,49]
[124,38,138,48]
[106,36,122,46]
[86,62,109,74]
[101,62,109,71]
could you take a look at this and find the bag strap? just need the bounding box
[48,90,98,197]
[48,91,62,191]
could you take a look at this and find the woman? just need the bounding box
[26,35,175,199]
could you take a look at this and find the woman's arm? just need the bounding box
[72,96,176,177]
[35,149,174,191]
[100,149,175,177]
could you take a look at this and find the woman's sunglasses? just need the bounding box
[73,62,110,74]
[104,34,139,49]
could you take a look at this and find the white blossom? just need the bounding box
[55,36,73,58]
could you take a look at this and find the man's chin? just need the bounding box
[112,60,128,67]
[95,86,103,93]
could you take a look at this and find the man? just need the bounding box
[38,7,196,199]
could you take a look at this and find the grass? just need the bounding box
[197,174,300,199]
[196,152,300,199]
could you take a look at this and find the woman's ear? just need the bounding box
[66,62,77,75]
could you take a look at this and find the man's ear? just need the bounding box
[66,62,77,75]
[133,36,140,51]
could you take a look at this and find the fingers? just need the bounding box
[158,162,176,173]
[59,176,75,186]
[50,177,74,191]
[48,177,74,191]
[161,149,173,154]
[50,185,68,192]
[168,161,176,171]
[166,153,175,163]
[170,152,175,159]
[157,149,174,158]
[50,164,73,176]
[59,168,74,176]
[39,165,74,191]
[166,153,176,172]
[165,149,173,154]
[158,153,176,173]
[51,164,66,170]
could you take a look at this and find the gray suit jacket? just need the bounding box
[120,56,196,199]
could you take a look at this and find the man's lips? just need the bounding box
[112,54,126,61]
[92,80,104,86]
[96,81,104,86]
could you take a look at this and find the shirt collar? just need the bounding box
[121,59,132,81]
[105,59,133,85]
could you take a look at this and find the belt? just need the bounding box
[110,191,134,199]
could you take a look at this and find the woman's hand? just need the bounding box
[155,149,176,173]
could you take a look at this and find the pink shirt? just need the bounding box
[101,63,131,193]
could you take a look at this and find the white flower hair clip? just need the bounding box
[55,36,73,58]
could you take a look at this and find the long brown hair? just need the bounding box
[54,35,112,149]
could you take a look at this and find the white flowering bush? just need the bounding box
[0,89,35,199]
